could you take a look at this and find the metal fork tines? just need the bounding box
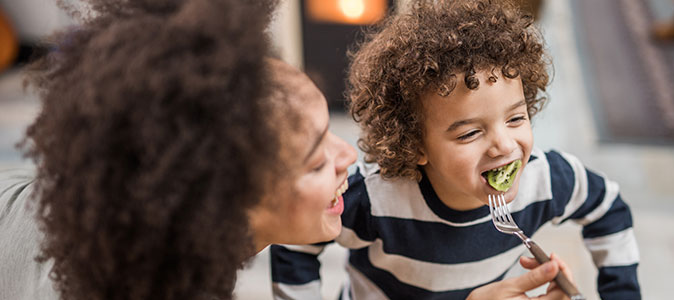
[488,194,586,300]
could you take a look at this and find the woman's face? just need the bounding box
[249,61,357,250]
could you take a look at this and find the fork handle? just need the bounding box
[527,241,585,299]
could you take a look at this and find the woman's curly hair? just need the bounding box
[348,0,550,180]
[22,0,279,299]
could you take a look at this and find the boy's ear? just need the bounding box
[417,148,428,166]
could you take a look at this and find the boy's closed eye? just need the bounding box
[457,130,482,141]
[507,115,528,125]
[456,115,528,142]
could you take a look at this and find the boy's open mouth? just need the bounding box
[481,159,522,192]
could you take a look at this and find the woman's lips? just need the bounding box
[330,179,348,206]
[334,178,349,199]
[327,179,349,214]
[327,195,344,215]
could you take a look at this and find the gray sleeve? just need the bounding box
[0,168,58,300]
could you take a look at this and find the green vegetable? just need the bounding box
[486,159,522,192]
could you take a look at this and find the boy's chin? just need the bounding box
[501,183,520,203]
[481,182,520,204]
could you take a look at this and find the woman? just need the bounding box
[0,0,572,299]
[14,0,283,298]
[247,58,358,251]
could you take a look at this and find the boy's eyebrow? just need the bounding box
[508,99,527,111]
[446,99,527,132]
[303,123,329,163]
[446,118,479,132]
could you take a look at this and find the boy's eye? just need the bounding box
[458,130,480,141]
[508,115,528,124]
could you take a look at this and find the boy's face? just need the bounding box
[418,71,532,211]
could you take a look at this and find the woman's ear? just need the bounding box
[417,148,428,166]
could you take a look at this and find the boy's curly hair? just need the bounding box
[22,0,279,299]
[348,0,550,180]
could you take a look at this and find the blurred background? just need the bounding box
[1,0,673,299]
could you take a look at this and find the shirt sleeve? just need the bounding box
[0,168,59,300]
[546,150,641,299]
[270,243,328,300]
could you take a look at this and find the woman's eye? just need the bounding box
[458,130,480,141]
[312,161,327,172]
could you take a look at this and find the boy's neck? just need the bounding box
[436,192,484,211]
[421,168,486,211]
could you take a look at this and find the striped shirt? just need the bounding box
[270,148,641,299]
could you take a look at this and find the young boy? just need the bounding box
[270,0,641,299]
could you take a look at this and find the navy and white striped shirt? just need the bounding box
[271,148,640,299]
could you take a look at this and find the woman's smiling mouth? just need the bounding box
[330,179,349,208]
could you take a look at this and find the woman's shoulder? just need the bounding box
[0,166,56,300]
[0,166,36,201]
[0,166,38,224]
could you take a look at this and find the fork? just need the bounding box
[488,194,585,300]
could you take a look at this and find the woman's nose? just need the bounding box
[486,131,517,158]
[332,134,357,172]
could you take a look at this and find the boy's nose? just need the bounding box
[486,132,517,158]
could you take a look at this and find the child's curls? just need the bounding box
[348,0,550,180]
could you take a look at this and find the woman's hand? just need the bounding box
[466,253,574,300]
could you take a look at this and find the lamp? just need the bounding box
[305,0,387,25]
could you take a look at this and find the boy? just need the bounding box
[271,0,640,299]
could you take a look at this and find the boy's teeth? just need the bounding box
[485,164,506,174]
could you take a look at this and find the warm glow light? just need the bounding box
[339,0,365,19]
[305,0,387,25]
